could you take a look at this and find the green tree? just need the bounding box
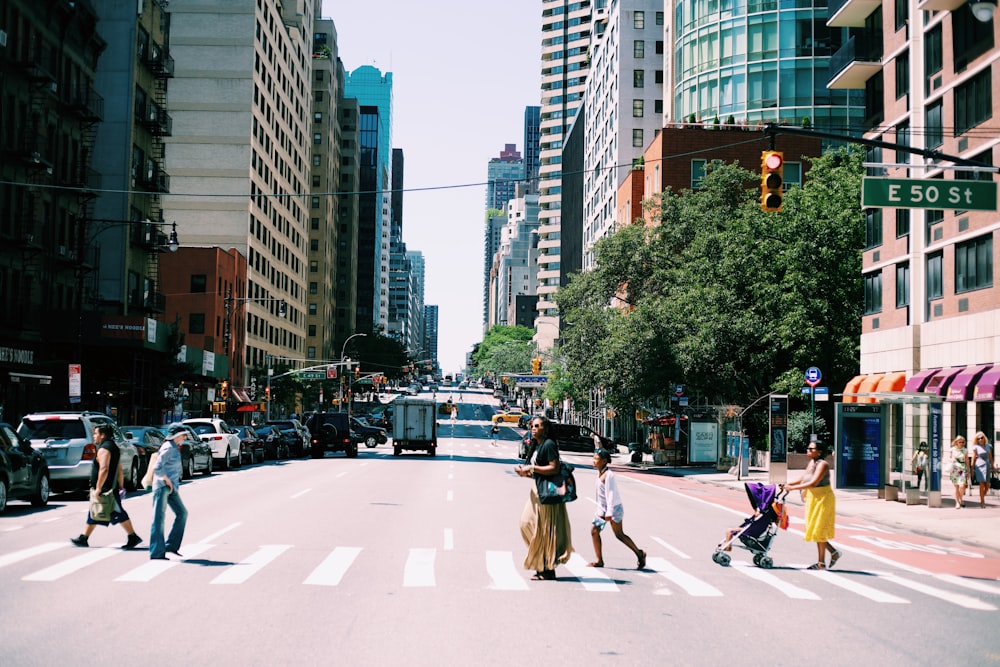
[473,325,535,377]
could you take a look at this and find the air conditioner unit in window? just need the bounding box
[58,245,67,257]
[0,30,8,47]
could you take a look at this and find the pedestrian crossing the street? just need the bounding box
[3,538,998,610]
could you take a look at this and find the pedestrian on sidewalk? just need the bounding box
[949,435,969,508]
[588,448,646,569]
[516,415,573,580]
[148,425,189,560]
[70,425,143,550]
[780,439,840,570]
[912,443,928,491]
[969,431,993,508]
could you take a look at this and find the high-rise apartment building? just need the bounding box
[406,250,426,357]
[493,189,541,327]
[536,0,593,350]
[335,95,361,347]
[423,304,440,371]
[523,106,542,194]
[486,144,525,211]
[162,0,315,378]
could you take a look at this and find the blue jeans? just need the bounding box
[149,486,187,558]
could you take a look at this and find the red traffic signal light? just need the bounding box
[760,150,784,213]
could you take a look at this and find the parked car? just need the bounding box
[304,412,357,458]
[516,422,619,459]
[350,417,388,448]
[517,413,533,429]
[255,425,289,460]
[265,419,310,457]
[234,425,265,465]
[18,411,140,492]
[492,410,528,424]
[0,422,50,512]
[121,425,166,484]
[182,418,242,469]
[158,423,214,478]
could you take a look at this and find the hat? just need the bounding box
[165,425,186,439]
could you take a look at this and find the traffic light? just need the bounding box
[354,365,360,379]
[264,386,271,401]
[531,357,542,375]
[219,381,229,400]
[760,150,784,212]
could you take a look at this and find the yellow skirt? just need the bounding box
[803,485,836,543]
[520,487,573,572]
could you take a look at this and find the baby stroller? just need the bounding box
[712,482,788,569]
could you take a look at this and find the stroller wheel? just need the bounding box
[752,554,762,567]
[712,551,731,566]
[759,556,773,569]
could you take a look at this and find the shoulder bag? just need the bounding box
[89,488,115,522]
[536,461,578,504]
[141,452,158,489]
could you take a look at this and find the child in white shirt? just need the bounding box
[589,449,646,569]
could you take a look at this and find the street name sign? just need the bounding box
[299,371,325,380]
[862,177,997,211]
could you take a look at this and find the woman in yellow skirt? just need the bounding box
[781,439,841,570]
[516,416,573,580]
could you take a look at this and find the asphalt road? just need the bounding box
[1,392,997,666]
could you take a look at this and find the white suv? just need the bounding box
[181,418,241,470]
[17,412,141,493]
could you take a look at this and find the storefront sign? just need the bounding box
[0,345,34,365]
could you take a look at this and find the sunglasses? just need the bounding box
[806,447,818,451]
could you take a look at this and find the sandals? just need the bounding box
[531,570,557,580]
[637,550,647,570]
[828,549,841,569]
[806,562,826,570]
[586,561,604,568]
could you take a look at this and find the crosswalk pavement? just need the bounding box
[3,537,998,610]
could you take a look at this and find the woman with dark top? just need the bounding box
[516,415,573,580]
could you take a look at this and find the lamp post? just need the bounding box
[339,333,367,412]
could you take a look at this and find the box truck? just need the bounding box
[391,397,438,456]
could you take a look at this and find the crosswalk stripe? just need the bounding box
[115,544,216,582]
[650,536,689,559]
[211,545,291,585]
[732,561,820,599]
[933,573,1000,596]
[403,547,436,587]
[564,553,618,591]
[0,542,65,569]
[303,546,362,586]
[647,556,723,596]
[486,550,529,590]
[874,571,997,611]
[23,547,121,581]
[801,567,909,603]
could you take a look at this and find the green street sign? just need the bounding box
[299,371,325,380]
[862,177,997,211]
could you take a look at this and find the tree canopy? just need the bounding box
[472,324,536,378]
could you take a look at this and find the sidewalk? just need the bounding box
[614,462,1000,553]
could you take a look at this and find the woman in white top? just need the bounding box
[588,449,645,569]
[968,431,993,508]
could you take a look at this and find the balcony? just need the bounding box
[138,165,170,193]
[140,104,173,136]
[63,85,104,122]
[143,43,175,78]
[144,290,166,313]
[68,166,101,194]
[827,34,883,89]
[827,0,882,27]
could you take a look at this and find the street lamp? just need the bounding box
[339,333,367,412]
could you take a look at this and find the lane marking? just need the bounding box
[303,546,362,586]
[486,550,529,590]
[115,543,216,582]
[564,553,618,592]
[933,573,1000,595]
[0,542,65,569]
[23,547,122,581]
[651,536,690,559]
[647,556,722,596]
[801,568,909,603]
[404,548,436,587]
[732,561,820,599]
[290,488,311,499]
[446,490,454,502]
[443,528,454,551]
[211,544,291,584]
[873,571,997,611]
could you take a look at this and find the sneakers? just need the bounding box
[70,535,89,547]
[167,549,183,557]
[123,533,144,550]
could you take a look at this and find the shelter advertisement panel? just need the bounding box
[836,404,882,488]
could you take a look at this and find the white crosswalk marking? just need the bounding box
[873,571,997,611]
[802,567,909,603]
[115,544,216,582]
[486,550,529,590]
[303,546,362,586]
[933,573,1000,596]
[732,561,820,599]
[0,542,65,569]
[403,547,436,587]
[647,556,722,596]
[23,547,121,581]
[211,545,291,585]
[650,536,689,559]
[564,553,618,591]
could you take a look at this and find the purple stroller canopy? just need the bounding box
[744,482,777,512]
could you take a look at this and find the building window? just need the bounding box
[632,128,643,147]
[655,70,663,84]
[954,67,992,136]
[312,175,321,187]
[656,11,664,25]
[894,0,908,30]
[895,51,909,101]
[634,11,645,29]
[310,239,319,252]
[863,272,882,315]
[313,155,321,167]
[895,263,910,307]
[926,251,943,300]
[310,260,318,273]
[311,197,320,209]
[896,209,909,238]
[314,112,323,123]
[189,313,206,334]
[783,162,802,187]
[634,40,645,58]
[955,233,993,293]
[190,274,207,293]
[864,208,882,249]
[315,70,324,81]
[309,303,318,315]
[953,6,994,72]
[308,325,317,336]
[307,346,316,359]
[313,133,322,145]
[924,25,942,96]
[925,208,944,245]
[633,70,644,88]
[309,282,318,295]
[655,40,663,55]
[632,99,644,117]
[315,90,324,102]
[896,121,910,164]
[925,101,943,149]
[691,159,707,189]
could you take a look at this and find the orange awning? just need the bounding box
[874,372,906,396]
[842,374,867,403]
[856,373,885,404]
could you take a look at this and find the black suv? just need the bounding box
[350,417,388,448]
[305,412,357,458]
[518,421,619,458]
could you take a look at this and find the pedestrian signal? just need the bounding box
[760,151,784,212]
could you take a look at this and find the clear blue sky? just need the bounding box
[323,1,541,374]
